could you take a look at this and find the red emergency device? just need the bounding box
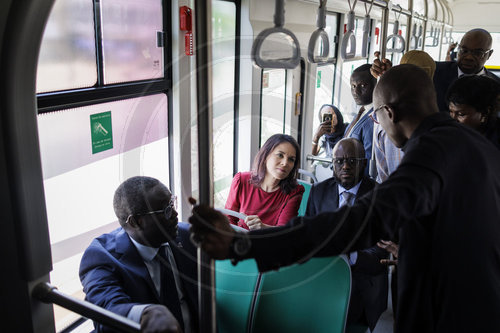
[180,6,192,31]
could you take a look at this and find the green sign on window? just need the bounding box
[90,111,113,154]
[317,71,322,88]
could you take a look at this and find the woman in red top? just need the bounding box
[225,134,305,230]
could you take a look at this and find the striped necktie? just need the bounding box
[341,191,354,207]
[344,106,365,137]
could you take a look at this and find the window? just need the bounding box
[260,69,287,145]
[212,0,237,208]
[100,0,164,84]
[36,0,170,331]
[36,0,97,93]
[313,64,336,131]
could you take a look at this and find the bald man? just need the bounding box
[190,65,500,333]
[305,138,387,331]
[434,28,500,112]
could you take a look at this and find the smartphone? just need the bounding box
[322,113,332,124]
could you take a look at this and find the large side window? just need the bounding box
[212,0,237,207]
[260,68,287,145]
[36,0,169,330]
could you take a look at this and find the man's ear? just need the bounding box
[385,105,399,123]
[125,215,139,228]
[487,49,493,60]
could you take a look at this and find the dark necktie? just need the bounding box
[157,245,184,329]
[344,106,365,137]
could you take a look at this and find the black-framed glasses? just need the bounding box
[333,158,366,167]
[127,195,178,223]
[458,46,492,59]
[370,104,386,124]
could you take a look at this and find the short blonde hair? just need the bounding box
[400,50,436,79]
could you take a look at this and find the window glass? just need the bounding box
[424,23,441,60]
[212,0,236,208]
[413,0,426,16]
[100,0,164,84]
[313,64,335,131]
[261,69,287,145]
[37,94,169,331]
[342,16,369,58]
[37,0,97,93]
[325,13,338,60]
[487,33,500,67]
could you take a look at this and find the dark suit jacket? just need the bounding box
[79,222,198,333]
[434,61,500,112]
[305,176,388,330]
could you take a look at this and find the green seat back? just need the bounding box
[215,259,260,333]
[297,180,312,217]
[251,256,351,333]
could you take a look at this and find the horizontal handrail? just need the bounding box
[306,154,333,164]
[33,282,140,333]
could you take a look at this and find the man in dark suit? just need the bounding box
[434,29,500,112]
[80,176,198,333]
[190,65,500,333]
[305,138,387,332]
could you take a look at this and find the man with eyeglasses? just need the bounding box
[434,28,500,112]
[190,65,500,333]
[305,138,388,332]
[80,176,197,333]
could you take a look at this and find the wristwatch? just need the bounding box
[230,232,251,257]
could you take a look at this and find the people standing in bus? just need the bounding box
[305,138,388,332]
[344,64,376,174]
[225,134,304,230]
[80,176,198,333]
[311,104,346,157]
[372,28,500,113]
[190,64,500,333]
[446,75,500,149]
[371,50,436,183]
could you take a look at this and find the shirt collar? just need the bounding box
[338,180,363,196]
[359,103,373,116]
[129,235,170,262]
[458,66,486,77]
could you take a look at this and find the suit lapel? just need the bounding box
[350,107,373,135]
[115,230,160,302]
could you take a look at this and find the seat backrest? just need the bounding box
[215,259,261,333]
[297,180,312,217]
[251,256,351,333]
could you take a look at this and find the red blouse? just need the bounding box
[224,172,305,230]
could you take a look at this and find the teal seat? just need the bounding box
[251,256,351,333]
[297,180,312,217]
[215,259,260,333]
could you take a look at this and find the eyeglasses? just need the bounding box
[333,158,366,166]
[458,46,491,59]
[369,104,386,124]
[127,195,178,224]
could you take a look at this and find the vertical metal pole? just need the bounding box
[380,4,390,59]
[194,0,216,332]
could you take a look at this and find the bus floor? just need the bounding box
[372,269,395,333]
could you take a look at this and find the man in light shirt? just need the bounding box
[80,176,197,333]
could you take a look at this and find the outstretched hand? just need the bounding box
[188,197,235,259]
[370,51,393,79]
[141,304,182,333]
[377,239,398,266]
